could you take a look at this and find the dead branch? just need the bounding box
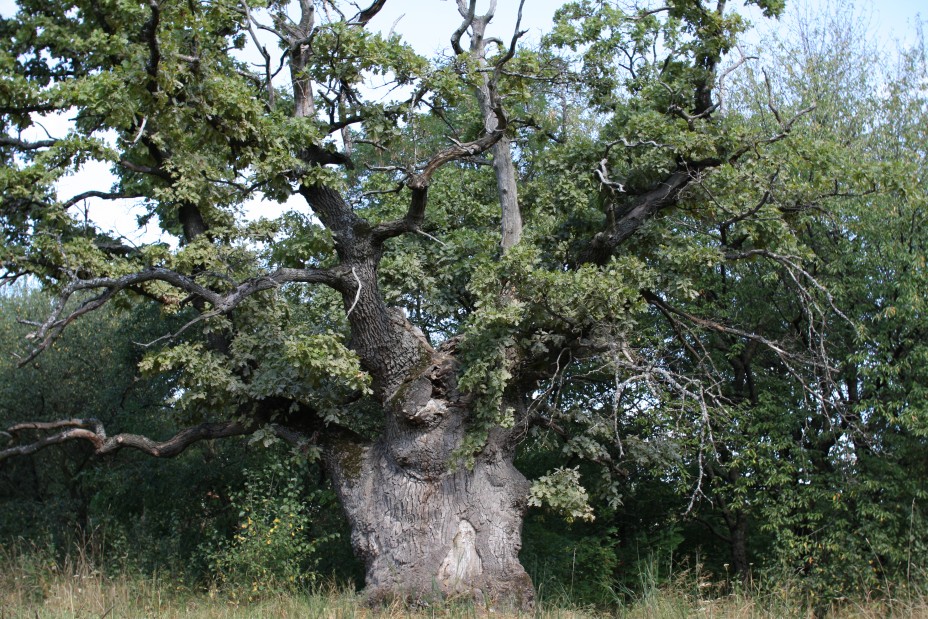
[18,265,346,366]
[0,135,59,150]
[61,190,145,210]
[240,0,276,107]
[493,0,527,76]
[723,249,855,328]
[0,418,247,462]
[0,418,314,464]
[353,0,387,25]
[641,290,805,363]
[451,0,478,55]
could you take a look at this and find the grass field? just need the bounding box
[2,548,927,618]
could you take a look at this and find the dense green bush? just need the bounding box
[0,287,356,592]
[198,455,335,596]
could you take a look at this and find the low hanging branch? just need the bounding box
[0,418,313,463]
[0,418,247,462]
[18,265,347,366]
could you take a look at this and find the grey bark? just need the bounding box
[289,8,533,606]
[325,345,533,608]
[280,0,315,119]
[491,133,521,252]
[5,0,533,607]
[296,179,534,607]
[455,1,522,252]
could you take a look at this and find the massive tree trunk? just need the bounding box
[325,340,534,607]
[294,178,535,606]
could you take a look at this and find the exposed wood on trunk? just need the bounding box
[282,0,316,118]
[325,348,534,607]
[582,167,700,264]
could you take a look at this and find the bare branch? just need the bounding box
[260,0,316,119]
[723,249,855,328]
[642,281,842,427]
[135,308,223,348]
[594,158,625,194]
[241,0,276,108]
[19,265,346,366]
[715,48,757,111]
[0,417,319,465]
[353,0,387,25]
[413,229,446,246]
[0,135,58,150]
[762,69,783,126]
[641,290,801,362]
[604,137,671,154]
[131,115,148,144]
[451,0,477,55]
[669,99,719,128]
[0,418,250,463]
[493,0,527,76]
[346,267,362,316]
[61,190,145,211]
[362,181,404,198]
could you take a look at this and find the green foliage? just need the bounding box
[0,286,194,566]
[521,516,619,606]
[529,466,595,524]
[0,287,357,588]
[199,455,335,597]
[2,0,928,608]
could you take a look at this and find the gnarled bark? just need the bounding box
[325,346,534,608]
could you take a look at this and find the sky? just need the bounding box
[357,0,926,55]
[0,0,924,244]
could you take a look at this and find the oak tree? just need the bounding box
[0,0,836,606]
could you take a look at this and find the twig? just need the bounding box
[413,229,446,246]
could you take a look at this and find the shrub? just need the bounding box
[199,455,335,598]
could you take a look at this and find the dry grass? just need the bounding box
[2,548,927,619]
[0,547,593,619]
[614,589,928,619]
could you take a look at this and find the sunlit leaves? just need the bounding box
[528,467,595,523]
